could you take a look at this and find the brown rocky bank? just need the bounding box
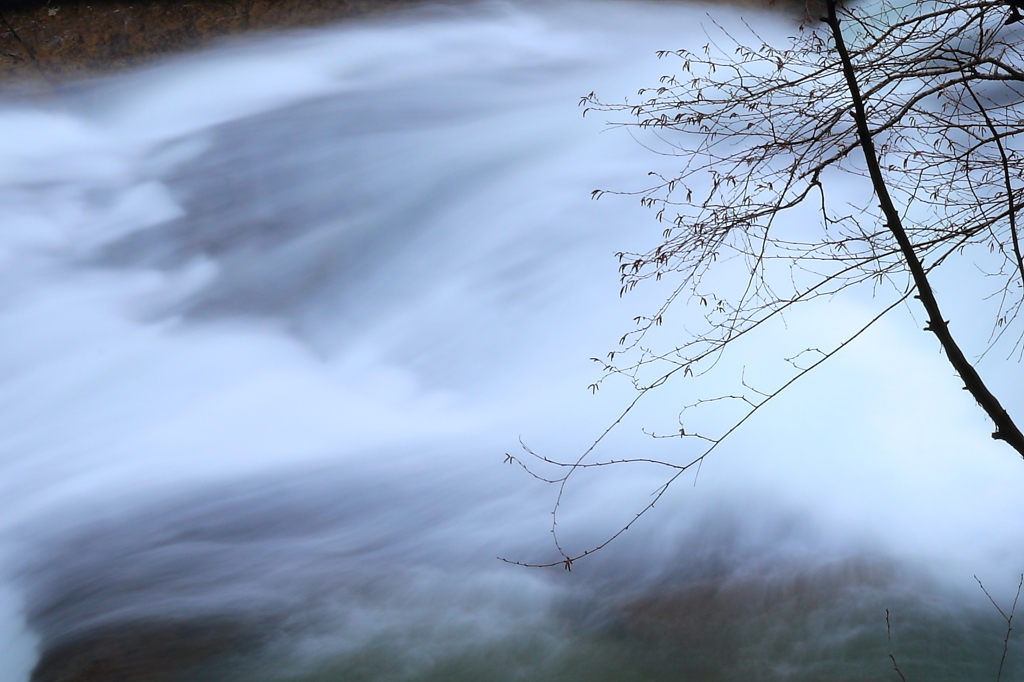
[0,0,430,82]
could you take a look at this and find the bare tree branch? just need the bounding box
[510,0,1024,568]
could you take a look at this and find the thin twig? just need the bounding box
[976,573,1024,682]
[886,609,907,682]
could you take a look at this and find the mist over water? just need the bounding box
[2,1,1024,680]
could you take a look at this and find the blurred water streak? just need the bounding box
[1,2,1023,680]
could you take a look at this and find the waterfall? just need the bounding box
[1,2,1023,680]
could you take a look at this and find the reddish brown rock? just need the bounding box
[0,0,426,82]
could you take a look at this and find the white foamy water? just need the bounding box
[1,2,1023,680]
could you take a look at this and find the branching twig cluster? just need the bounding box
[976,573,1024,682]
[504,0,1024,569]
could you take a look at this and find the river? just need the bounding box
[1,1,1023,680]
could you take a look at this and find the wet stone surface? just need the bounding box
[30,618,277,682]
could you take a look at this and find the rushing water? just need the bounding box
[2,1,1024,680]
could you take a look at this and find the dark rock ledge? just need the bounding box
[0,0,426,82]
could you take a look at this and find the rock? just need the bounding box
[0,0,426,82]
[30,617,278,682]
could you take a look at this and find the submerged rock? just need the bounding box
[30,618,276,682]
